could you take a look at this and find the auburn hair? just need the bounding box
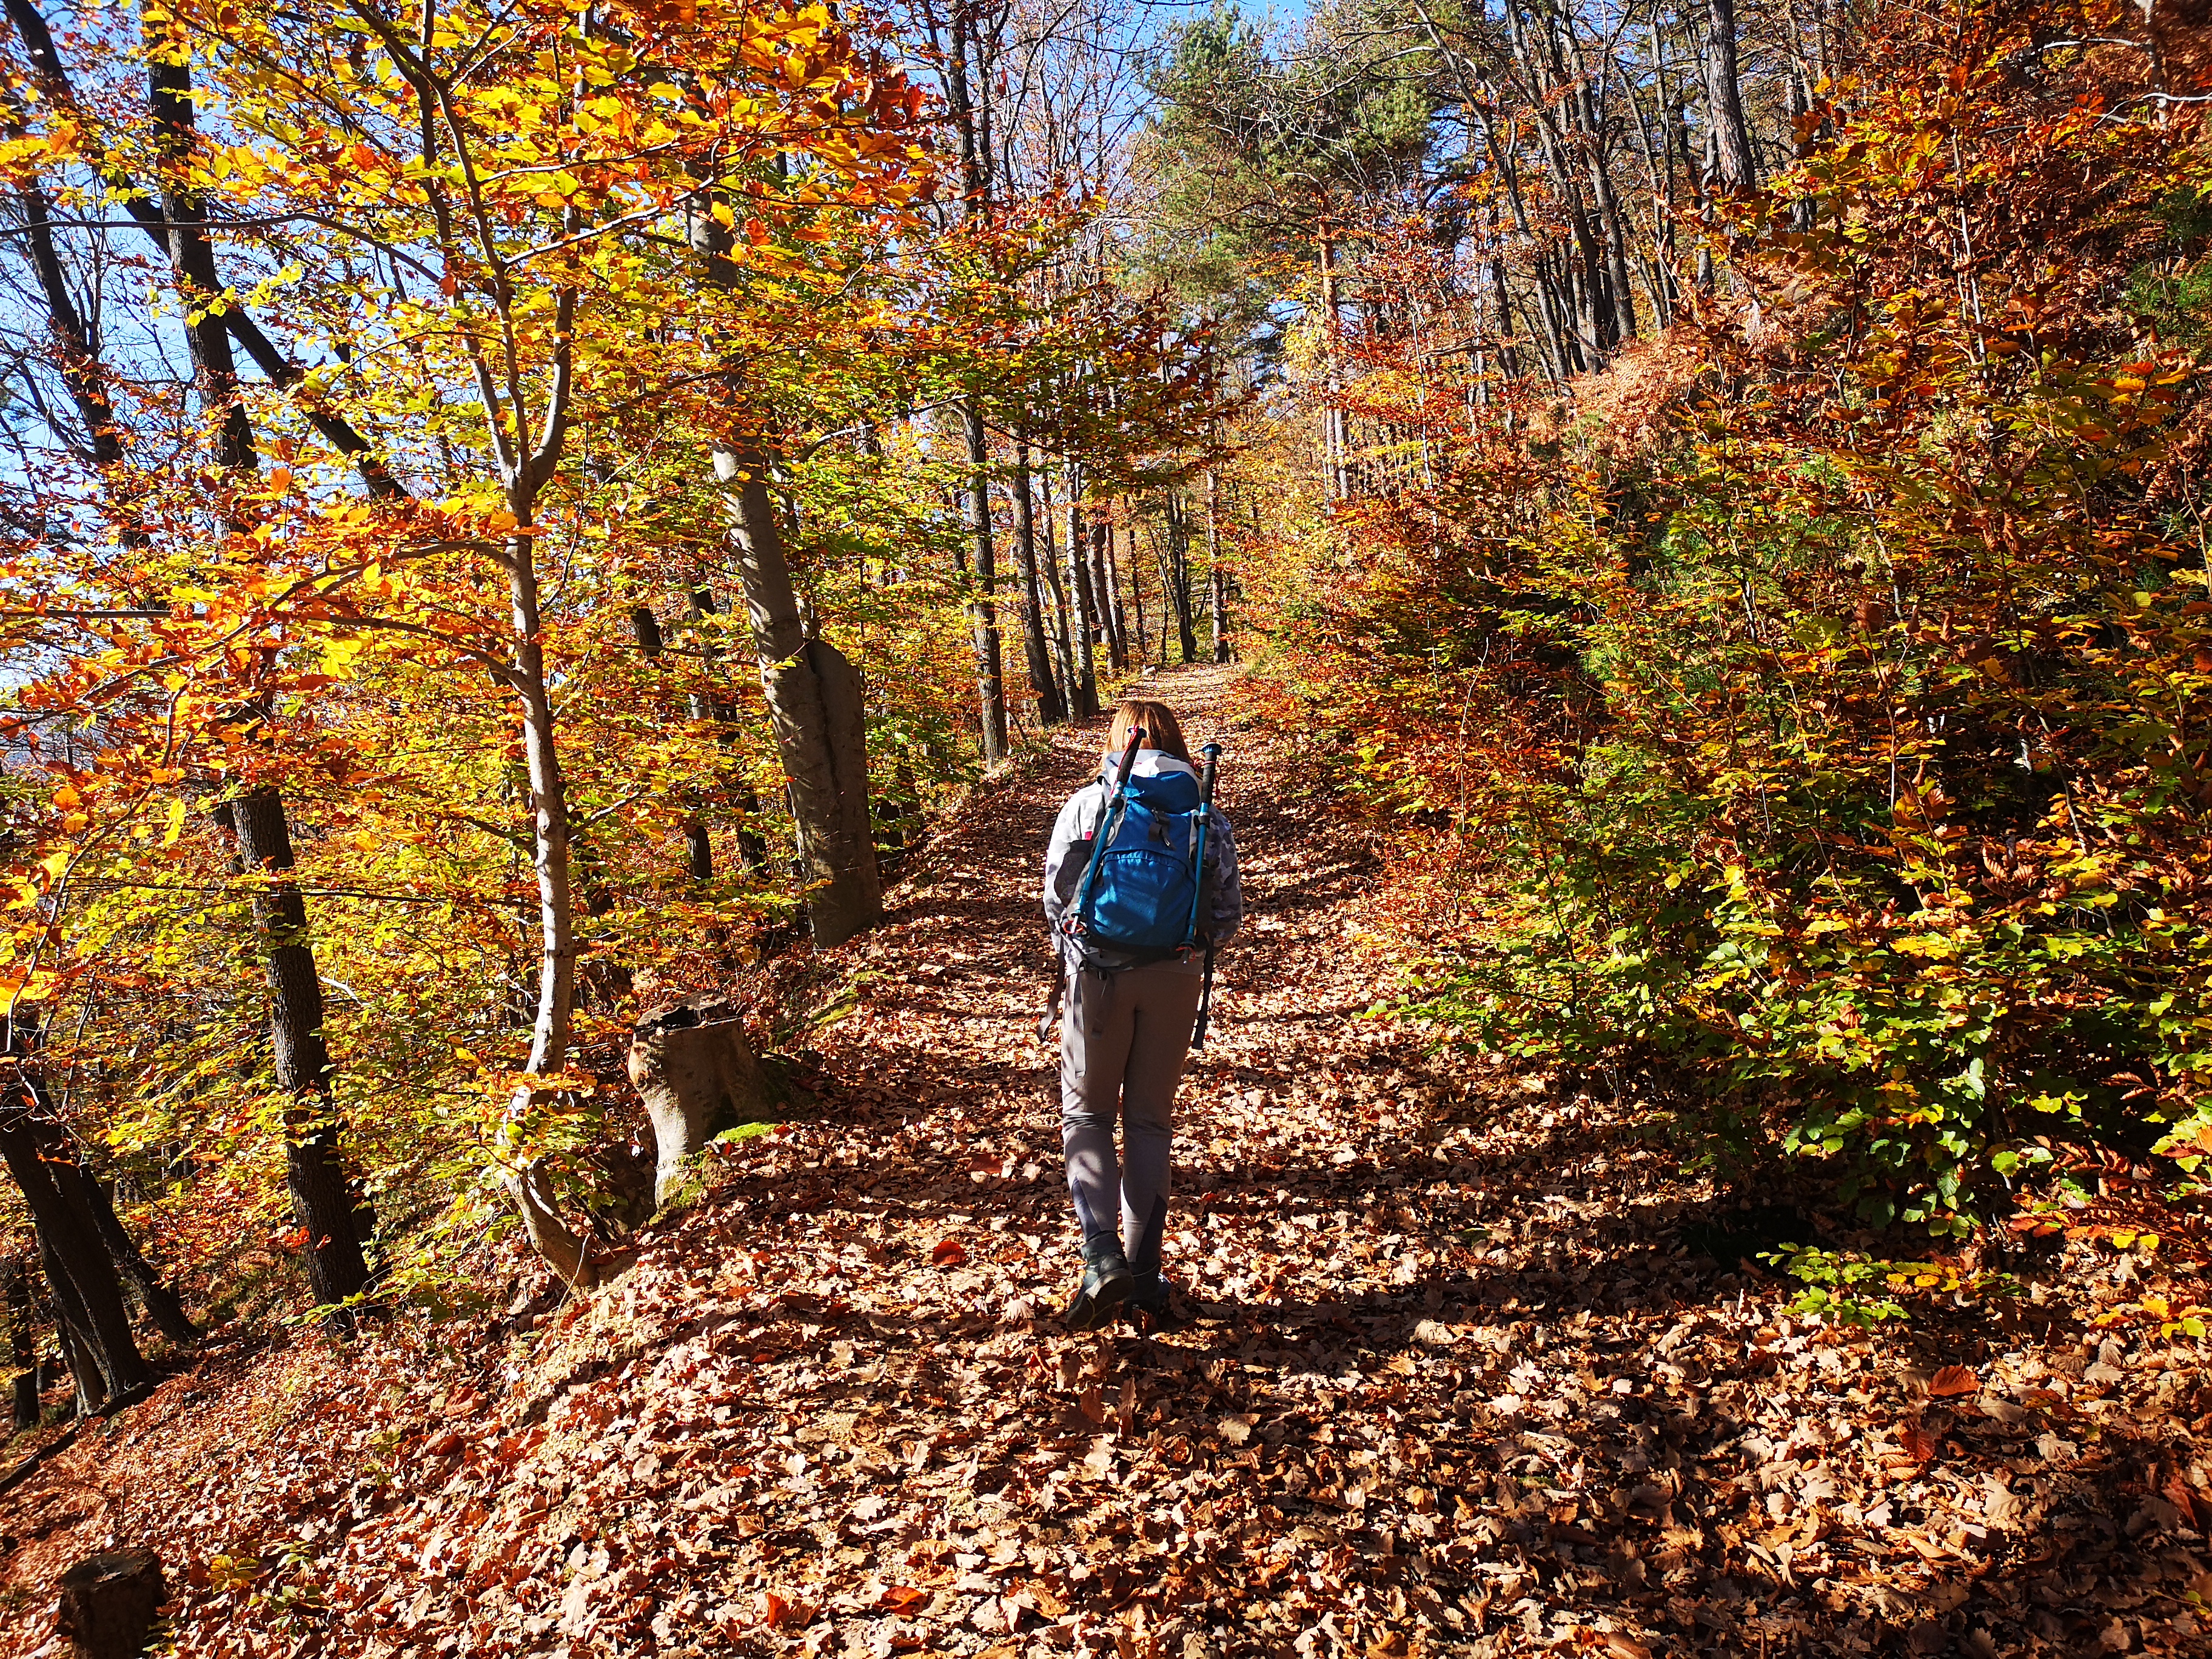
[1104,699,1190,763]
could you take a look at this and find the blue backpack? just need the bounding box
[1068,764,1215,967]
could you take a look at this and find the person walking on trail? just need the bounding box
[1042,698,1242,1331]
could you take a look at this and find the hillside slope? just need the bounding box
[1,666,2203,1658]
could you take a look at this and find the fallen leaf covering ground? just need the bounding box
[2,665,2210,1657]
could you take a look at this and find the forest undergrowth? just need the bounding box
[2,665,2206,1658]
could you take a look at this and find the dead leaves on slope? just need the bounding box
[2,668,2208,1658]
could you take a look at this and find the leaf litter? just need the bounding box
[1,663,2208,1657]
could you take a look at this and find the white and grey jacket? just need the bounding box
[1041,749,1243,975]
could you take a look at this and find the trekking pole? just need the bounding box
[1044,726,1145,1041]
[1037,961,1065,1042]
[1188,741,1224,1050]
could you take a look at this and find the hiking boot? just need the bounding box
[1064,1244,1133,1332]
[1126,1271,1185,1332]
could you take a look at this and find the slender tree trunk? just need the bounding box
[1583,115,1641,342]
[1164,495,1198,664]
[1623,30,1678,327]
[219,789,377,1319]
[73,1150,196,1345]
[684,588,728,882]
[937,3,1008,758]
[144,10,255,474]
[1206,468,1232,664]
[1319,233,1349,500]
[18,180,125,471]
[638,600,763,876]
[962,405,1010,760]
[1692,119,1719,289]
[1065,478,1100,717]
[2,1253,38,1427]
[1036,460,1082,719]
[8,0,398,495]
[1128,541,1150,668]
[498,524,595,1287]
[1561,24,1640,343]
[139,34,377,1315]
[1096,517,1127,674]
[1010,440,1064,724]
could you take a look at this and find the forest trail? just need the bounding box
[0,665,2196,1658]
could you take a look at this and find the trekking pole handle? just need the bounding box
[1112,725,1145,786]
[1197,741,1222,804]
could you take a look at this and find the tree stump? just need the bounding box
[56,1549,164,1658]
[626,997,776,1207]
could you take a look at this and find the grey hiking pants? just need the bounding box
[1060,962,1204,1273]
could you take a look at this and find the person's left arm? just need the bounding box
[1205,810,1243,948]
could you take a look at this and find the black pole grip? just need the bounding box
[1112,725,1145,788]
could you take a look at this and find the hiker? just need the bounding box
[1042,699,1242,1330]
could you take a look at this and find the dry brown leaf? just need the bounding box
[1927,1364,1980,1398]
[2162,1470,2200,1528]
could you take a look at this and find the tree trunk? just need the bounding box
[1010,441,1064,724]
[716,445,883,945]
[691,192,880,943]
[1165,494,1198,664]
[1206,468,1232,663]
[138,28,378,1319]
[221,790,375,1319]
[1035,461,1081,719]
[939,0,1005,759]
[1093,517,1125,674]
[143,8,255,474]
[1703,0,1759,197]
[8,0,397,495]
[43,1253,101,1418]
[1064,474,1100,717]
[1128,540,1150,668]
[626,997,776,1207]
[685,588,728,883]
[73,1171,195,1346]
[4,1253,39,1429]
[962,403,1010,760]
[1560,19,1640,344]
[637,600,762,877]
[0,1087,150,1405]
[1319,235,1349,499]
[56,1548,166,1659]
[497,526,595,1288]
